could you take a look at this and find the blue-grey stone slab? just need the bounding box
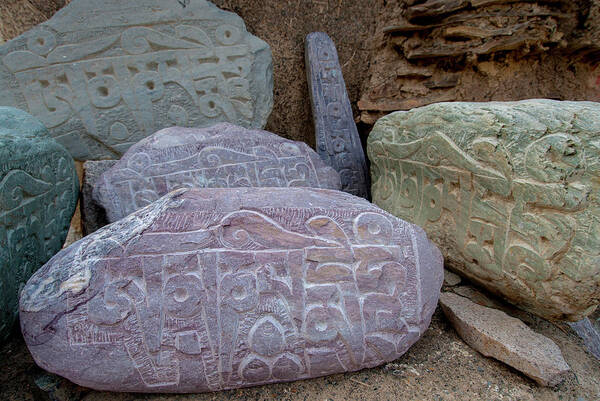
[0,0,273,161]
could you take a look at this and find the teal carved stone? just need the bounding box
[368,100,600,321]
[0,107,79,340]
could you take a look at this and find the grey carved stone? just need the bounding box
[0,0,273,161]
[305,32,369,199]
[0,107,78,341]
[20,187,443,393]
[81,160,116,235]
[93,123,342,223]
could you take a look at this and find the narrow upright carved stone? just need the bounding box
[20,187,443,393]
[305,32,369,198]
[0,107,78,340]
[0,0,273,161]
[368,99,600,321]
[93,123,341,223]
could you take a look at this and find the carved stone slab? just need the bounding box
[0,107,78,341]
[368,99,600,321]
[93,123,342,223]
[81,160,116,235]
[305,32,369,198]
[20,187,443,393]
[0,0,273,161]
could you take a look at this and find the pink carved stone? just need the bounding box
[20,188,443,393]
[93,123,341,223]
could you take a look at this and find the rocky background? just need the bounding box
[2,0,599,144]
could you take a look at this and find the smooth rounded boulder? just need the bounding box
[0,107,78,341]
[93,123,341,223]
[368,99,600,321]
[20,187,442,393]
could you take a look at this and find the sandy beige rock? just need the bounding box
[440,292,570,386]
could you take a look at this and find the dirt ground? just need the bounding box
[2,301,599,401]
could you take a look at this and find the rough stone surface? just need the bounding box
[358,1,600,126]
[0,0,273,161]
[1,1,379,149]
[0,107,78,341]
[81,160,116,236]
[368,99,600,322]
[20,187,443,393]
[93,123,341,223]
[439,292,570,387]
[305,32,369,199]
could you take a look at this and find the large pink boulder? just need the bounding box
[20,188,442,393]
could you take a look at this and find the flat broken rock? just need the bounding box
[0,0,273,161]
[368,99,600,321]
[93,123,341,223]
[440,292,570,387]
[0,107,78,341]
[305,32,369,198]
[20,187,443,393]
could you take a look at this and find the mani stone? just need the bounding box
[368,99,600,321]
[439,292,570,386]
[0,0,273,161]
[19,187,443,393]
[305,32,369,199]
[0,107,78,341]
[81,160,116,236]
[93,123,342,223]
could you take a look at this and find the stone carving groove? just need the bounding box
[20,188,443,393]
[0,0,273,160]
[368,99,600,321]
[305,32,369,199]
[93,123,341,223]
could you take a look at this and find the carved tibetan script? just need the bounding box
[368,100,600,321]
[305,32,369,199]
[93,123,341,223]
[20,188,443,393]
[0,0,273,160]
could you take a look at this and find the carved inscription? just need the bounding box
[305,32,369,198]
[0,0,273,160]
[368,100,600,321]
[93,124,341,223]
[20,188,443,392]
[0,108,78,340]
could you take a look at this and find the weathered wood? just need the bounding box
[305,32,369,199]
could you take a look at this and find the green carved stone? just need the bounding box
[368,100,600,321]
[0,107,78,340]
